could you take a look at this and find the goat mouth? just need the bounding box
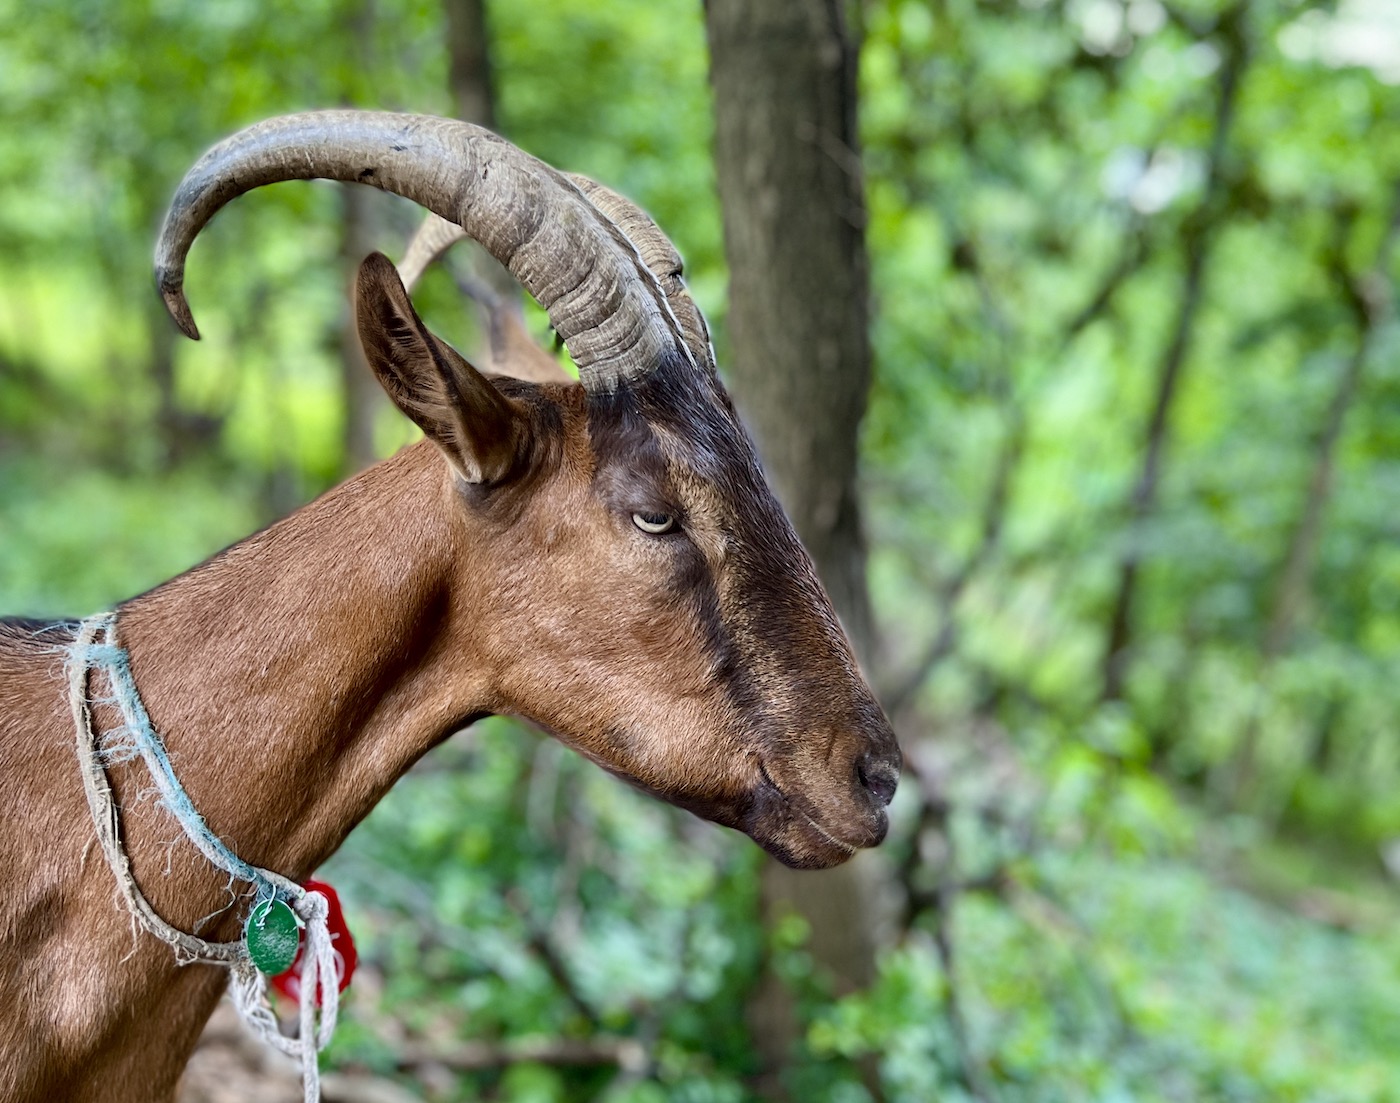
[754,759,859,865]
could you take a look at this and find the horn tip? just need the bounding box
[156,272,201,340]
[164,289,201,341]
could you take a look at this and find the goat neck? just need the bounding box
[0,441,496,1103]
[115,442,493,890]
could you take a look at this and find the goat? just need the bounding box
[0,111,901,1103]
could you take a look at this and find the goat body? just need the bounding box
[0,112,900,1102]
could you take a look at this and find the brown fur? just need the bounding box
[0,255,899,1101]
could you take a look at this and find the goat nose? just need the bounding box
[856,752,899,807]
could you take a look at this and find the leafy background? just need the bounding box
[3,0,1400,1100]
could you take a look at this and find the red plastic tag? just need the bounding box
[271,878,358,1005]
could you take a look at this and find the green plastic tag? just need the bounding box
[245,898,301,975]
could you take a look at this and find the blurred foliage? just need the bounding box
[4,0,1400,1100]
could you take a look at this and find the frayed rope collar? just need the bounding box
[68,612,338,1103]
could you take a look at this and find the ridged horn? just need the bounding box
[399,183,716,379]
[397,212,469,293]
[154,110,692,392]
[567,175,717,378]
[399,213,570,386]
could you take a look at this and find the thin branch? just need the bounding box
[929,798,1000,1103]
[396,1034,648,1074]
[1224,183,1400,801]
[883,407,1024,715]
[502,888,603,1031]
[1008,875,1142,1051]
[1100,0,1251,702]
[1058,224,1148,350]
[880,203,1028,714]
[1263,188,1400,657]
[905,869,1012,916]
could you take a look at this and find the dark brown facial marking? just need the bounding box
[554,359,901,868]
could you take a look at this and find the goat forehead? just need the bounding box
[582,369,761,509]
[641,373,763,485]
[599,375,853,654]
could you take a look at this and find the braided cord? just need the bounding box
[68,613,339,1103]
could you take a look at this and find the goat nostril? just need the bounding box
[856,753,898,807]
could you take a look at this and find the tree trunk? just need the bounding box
[706,0,885,1093]
[337,0,388,477]
[441,0,518,316]
[1100,224,1212,700]
[339,182,383,475]
[147,295,183,468]
[706,0,873,656]
[444,0,496,131]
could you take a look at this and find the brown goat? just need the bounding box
[0,111,900,1103]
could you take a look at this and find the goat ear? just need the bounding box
[355,251,529,484]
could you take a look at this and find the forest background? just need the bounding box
[3,0,1400,1100]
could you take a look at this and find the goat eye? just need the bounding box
[632,511,676,535]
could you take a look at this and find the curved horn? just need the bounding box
[397,212,469,293]
[567,175,717,378]
[398,188,716,378]
[399,213,570,386]
[154,111,691,392]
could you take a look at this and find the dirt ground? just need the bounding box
[178,1001,421,1103]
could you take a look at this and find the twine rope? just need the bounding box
[68,612,338,1103]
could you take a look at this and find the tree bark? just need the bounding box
[338,180,383,475]
[706,0,873,656]
[444,0,496,131]
[336,0,389,476]
[441,0,519,318]
[147,294,183,468]
[705,0,885,1093]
